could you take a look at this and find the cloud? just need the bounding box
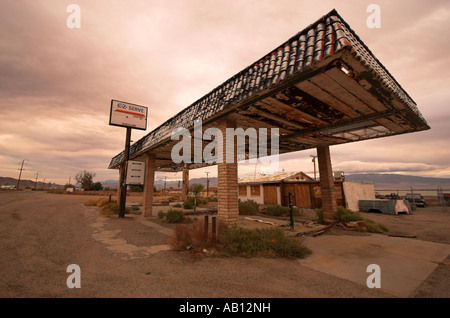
[1,0,449,184]
[333,160,442,174]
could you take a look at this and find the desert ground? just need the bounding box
[0,190,448,301]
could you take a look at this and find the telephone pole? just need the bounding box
[310,154,317,181]
[16,160,25,190]
[206,172,210,198]
[34,171,40,190]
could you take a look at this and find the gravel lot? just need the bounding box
[0,191,448,299]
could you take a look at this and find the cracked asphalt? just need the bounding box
[0,191,447,298]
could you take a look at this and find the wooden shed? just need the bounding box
[238,171,345,208]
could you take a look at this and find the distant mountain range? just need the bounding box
[345,174,450,189]
[77,177,218,190]
[0,177,64,190]
[3,173,449,191]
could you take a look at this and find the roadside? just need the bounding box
[0,191,448,298]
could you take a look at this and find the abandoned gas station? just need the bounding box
[108,9,429,224]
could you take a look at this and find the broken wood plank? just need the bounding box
[295,80,360,118]
[325,67,389,112]
[312,220,341,237]
[248,105,307,130]
[243,217,277,226]
[309,73,376,115]
[263,96,328,126]
[388,234,417,239]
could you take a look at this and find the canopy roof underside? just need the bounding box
[108,9,429,172]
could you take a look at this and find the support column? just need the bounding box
[181,164,189,202]
[217,117,239,225]
[317,144,337,224]
[143,153,156,217]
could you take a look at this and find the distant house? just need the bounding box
[161,187,182,195]
[1,184,16,189]
[198,187,218,198]
[238,171,374,210]
[444,193,450,204]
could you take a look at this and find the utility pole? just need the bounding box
[310,154,317,181]
[206,172,210,198]
[164,176,167,190]
[16,160,25,190]
[34,171,40,190]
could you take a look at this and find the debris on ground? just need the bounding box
[388,234,417,238]
[243,217,277,226]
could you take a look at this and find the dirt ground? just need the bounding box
[0,191,448,299]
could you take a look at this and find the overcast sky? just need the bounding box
[1,0,449,185]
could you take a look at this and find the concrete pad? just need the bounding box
[299,234,450,297]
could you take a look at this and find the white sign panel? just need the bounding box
[126,161,146,185]
[110,100,148,130]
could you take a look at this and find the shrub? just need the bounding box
[238,199,259,215]
[183,197,207,209]
[183,199,194,210]
[217,226,312,259]
[157,210,166,219]
[165,209,185,223]
[169,218,219,251]
[333,206,363,222]
[362,218,389,233]
[317,206,388,233]
[266,204,290,216]
[316,208,324,224]
[100,202,120,215]
[173,203,182,208]
[96,198,111,207]
[84,198,100,206]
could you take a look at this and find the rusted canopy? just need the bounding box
[108,9,429,171]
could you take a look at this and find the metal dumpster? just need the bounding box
[359,199,411,215]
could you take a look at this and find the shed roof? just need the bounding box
[109,9,429,171]
[239,171,313,184]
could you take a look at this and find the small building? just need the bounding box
[198,187,218,198]
[1,184,16,190]
[444,193,450,205]
[238,172,374,211]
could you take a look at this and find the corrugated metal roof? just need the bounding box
[238,171,313,184]
[109,9,429,170]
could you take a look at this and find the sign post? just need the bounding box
[118,127,131,217]
[109,100,148,218]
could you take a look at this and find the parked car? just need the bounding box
[404,193,426,207]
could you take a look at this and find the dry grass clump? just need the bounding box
[218,226,312,259]
[84,197,126,216]
[169,219,312,259]
[316,206,389,233]
[84,198,101,206]
[169,218,220,252]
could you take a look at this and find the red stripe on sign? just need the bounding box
[115,109,145,117]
